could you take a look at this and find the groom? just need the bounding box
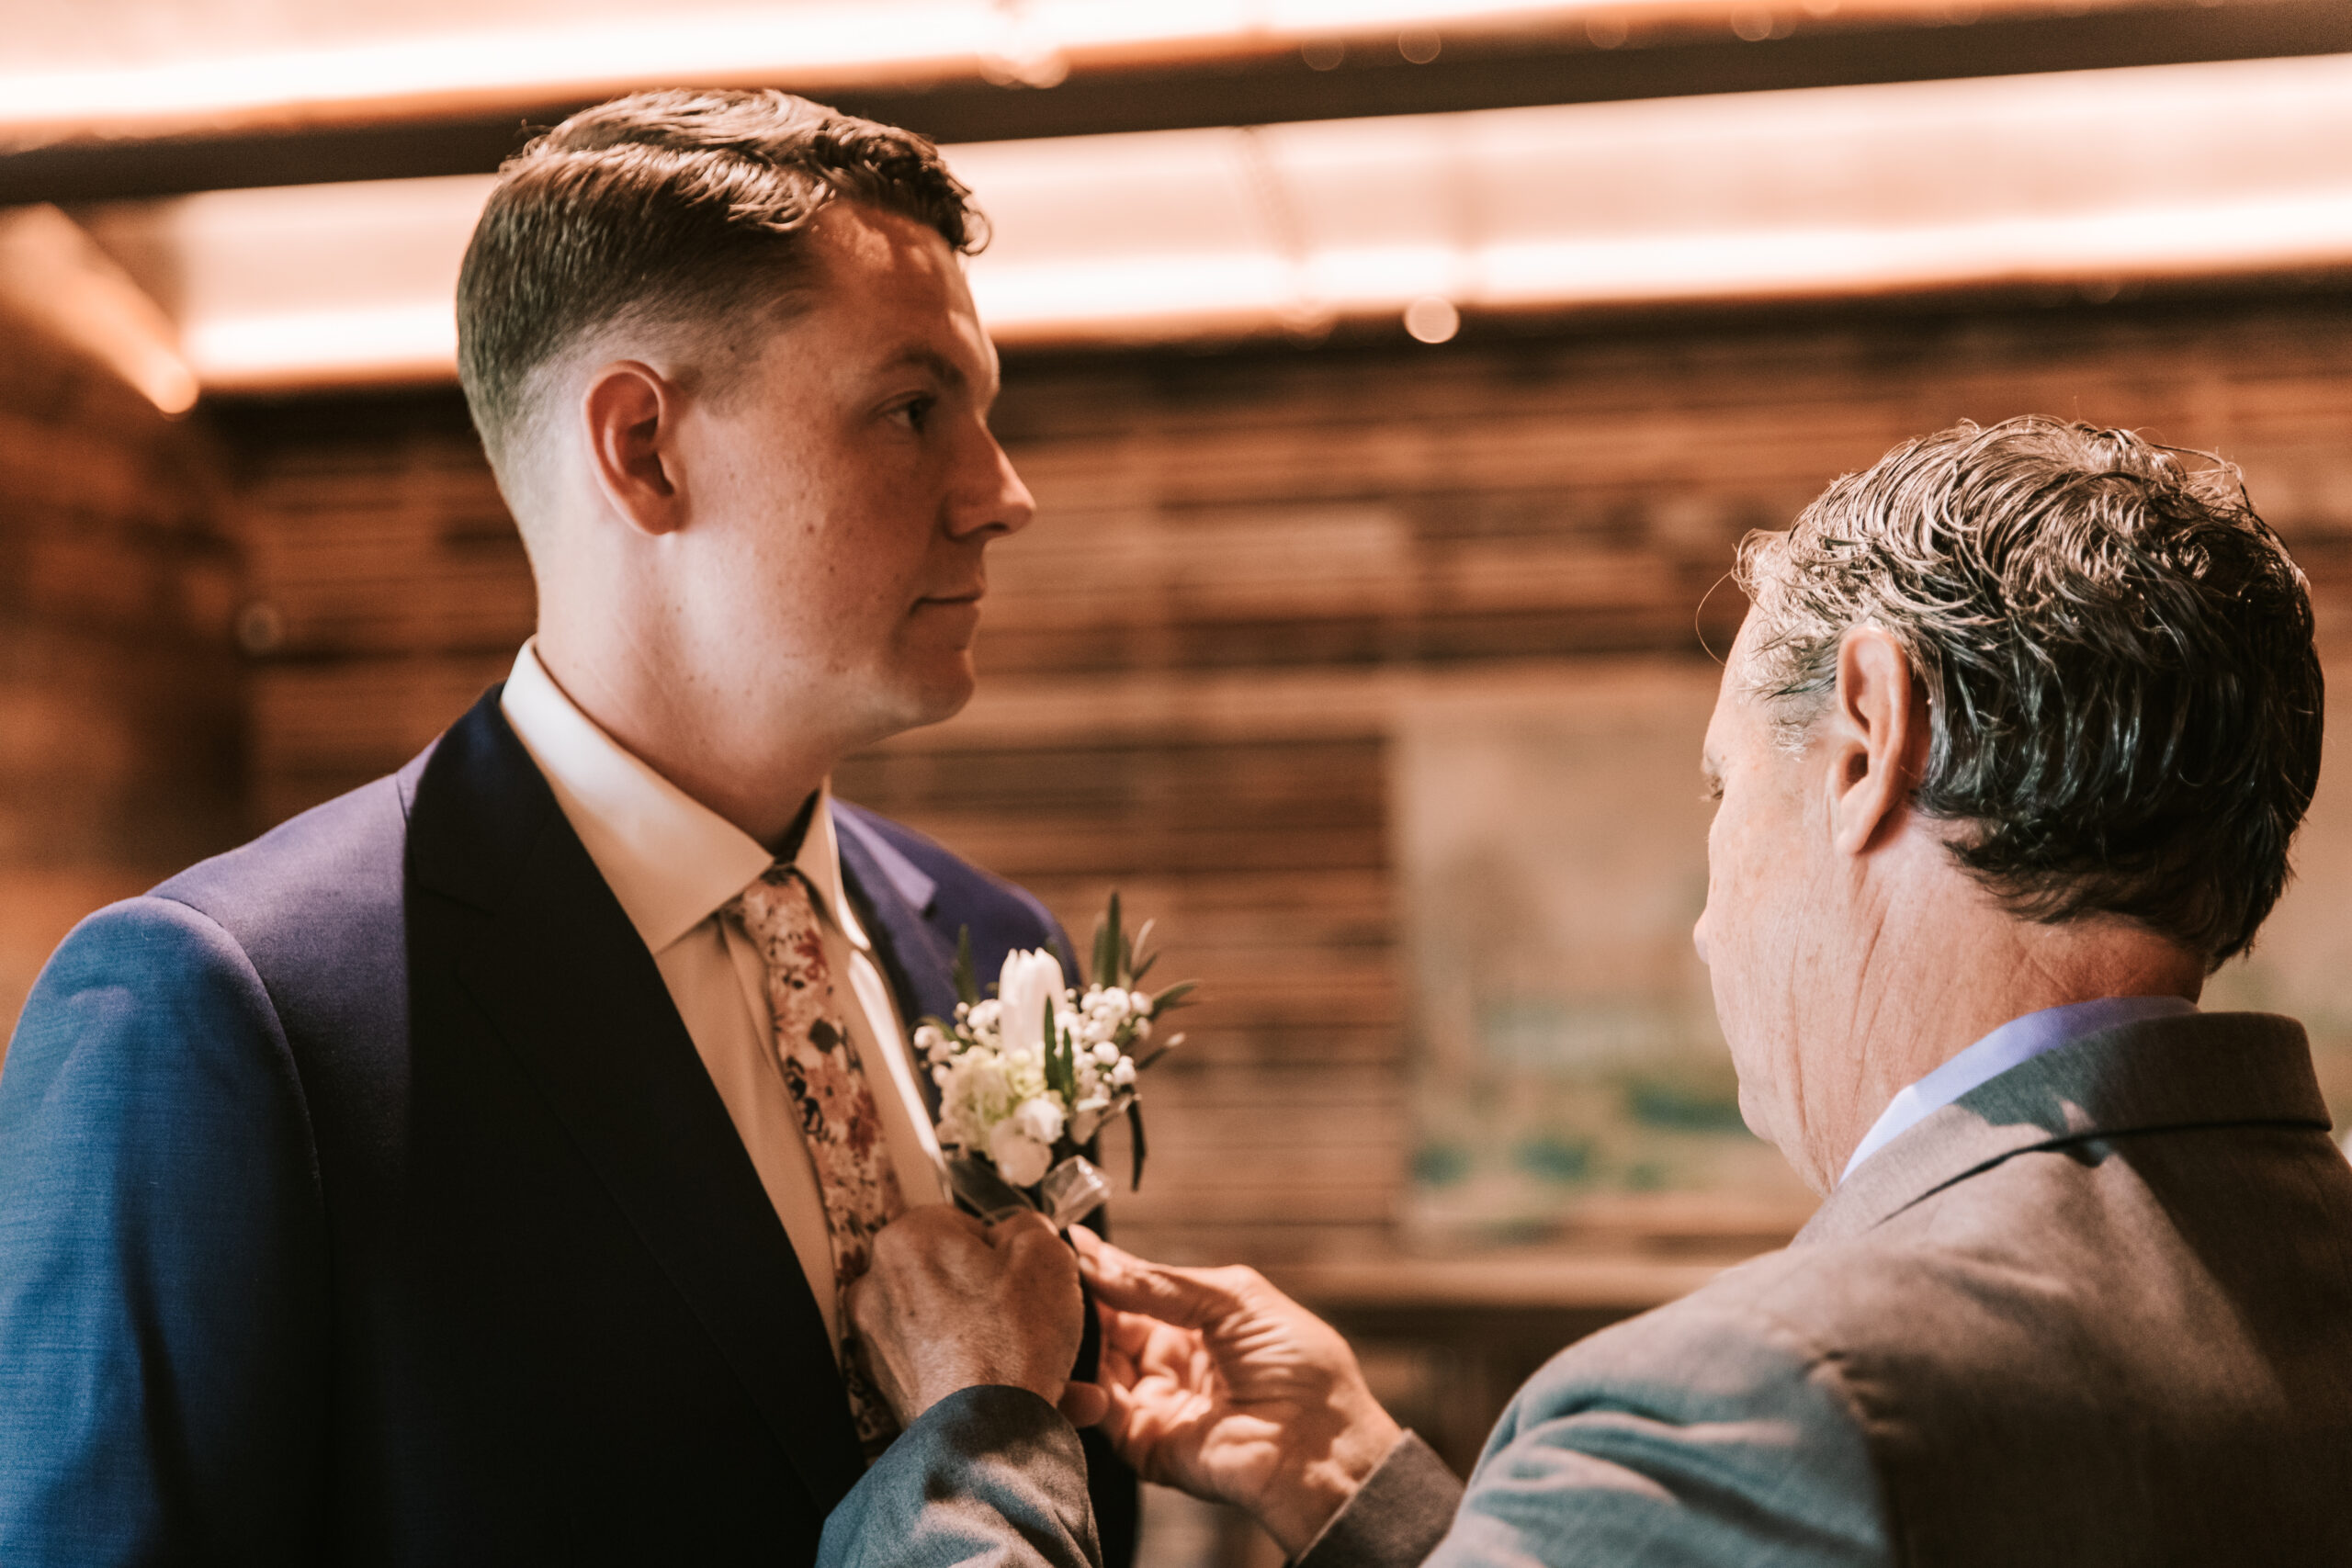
[0,90,1135,1564]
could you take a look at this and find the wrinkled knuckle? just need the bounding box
[1218,1265,1269,1298]
[845,1279,879,1331]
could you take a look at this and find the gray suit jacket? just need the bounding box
[820,1011,2352,1567]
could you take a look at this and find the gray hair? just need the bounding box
[1733,415,2322,965]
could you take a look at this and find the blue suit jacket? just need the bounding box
[0,689,1137,1566]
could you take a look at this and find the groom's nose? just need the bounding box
[944,426,1035,542]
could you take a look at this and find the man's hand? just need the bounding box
[1075,1230,1402,1558]
[848,1207,1103,1427]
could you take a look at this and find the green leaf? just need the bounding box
[952,927,979,1008]
[1123,913,1153,988]
[1103,891,1126,987]
[1146,979,1197,1014]
[1043,994,1074,1101]
[1125,1100,1148,1191]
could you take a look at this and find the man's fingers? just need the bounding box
[1098,1302,1153,1358]
[991,1215,1083,1300]
[985,1210,1059,1253]
[1058,1380,1111,1427]
[873,1202,990,1270]
[1077,1234,1251,1331]
[844,1272,880,1338]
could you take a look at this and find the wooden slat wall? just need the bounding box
[0,302,242,1045]
[222,290,2352,1265]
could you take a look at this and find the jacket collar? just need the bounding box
[832,802,958,1124]
[833,801,956,1027]
[405,688,866,1514]
[1796,1010,2331,1248]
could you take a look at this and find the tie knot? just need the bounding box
[727,863,821,944]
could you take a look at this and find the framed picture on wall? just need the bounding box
[1395,663,1816,1249]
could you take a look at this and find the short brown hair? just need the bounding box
[1736,416,2323,966]
[456,88,982,468]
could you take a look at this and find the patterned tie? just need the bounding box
[725,863,908,1458]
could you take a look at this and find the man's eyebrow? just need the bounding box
[882,345,970,390]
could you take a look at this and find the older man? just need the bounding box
[820,416,2352,1566]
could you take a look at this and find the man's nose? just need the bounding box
[947,428,1035,540]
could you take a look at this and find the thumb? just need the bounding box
[1077,1235,1247,1331]
[1058,1380,1111,1427]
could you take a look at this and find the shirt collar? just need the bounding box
[1838,993,2199,1185]
[499,641,868,954]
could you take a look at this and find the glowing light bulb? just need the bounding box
[1403,295,1459,343]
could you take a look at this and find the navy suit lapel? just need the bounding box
[408,692,866,1516]
[834,804,956,1122]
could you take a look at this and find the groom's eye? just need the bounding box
[890,395,936,434]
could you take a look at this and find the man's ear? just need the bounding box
[581,361,686,537]
[1826,626,1927,856]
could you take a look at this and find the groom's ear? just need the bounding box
[582,360,687,537]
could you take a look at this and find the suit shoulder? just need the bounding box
[31,893,273,1007]
[1589,1217,2030,1404]
[1517,1248,1863,1426]
[152,769,413,954]
[6,895,296,1119]
[1466,1256,1889,1566]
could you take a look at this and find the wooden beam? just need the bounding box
[11,0,2348,207]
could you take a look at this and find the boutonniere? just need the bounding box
[919,894,1193,1228]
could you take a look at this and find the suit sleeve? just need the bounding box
[1427,1302,1886,1568]
[0,897,330,1564]
[819,1387,1102,1568]
[1302,1300,1891,1568]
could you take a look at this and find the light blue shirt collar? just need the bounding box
[1838,994,2199,1185]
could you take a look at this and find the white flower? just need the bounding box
[1129,990,1152,1015]
[1013,1094,1067,1146]
[1092,1042,1121,1066]
[1112,1059,1136,1088]
[998,949,1066,1058]
[989,1122,1054,1187]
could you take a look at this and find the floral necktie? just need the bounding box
[725,863,907,1459]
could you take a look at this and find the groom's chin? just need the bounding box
[892,653,980,730]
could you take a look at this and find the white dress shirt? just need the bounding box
[1840,994,2199,1185]
[500,642,946,1348]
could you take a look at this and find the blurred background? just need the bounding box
[6,1,2352,1561]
